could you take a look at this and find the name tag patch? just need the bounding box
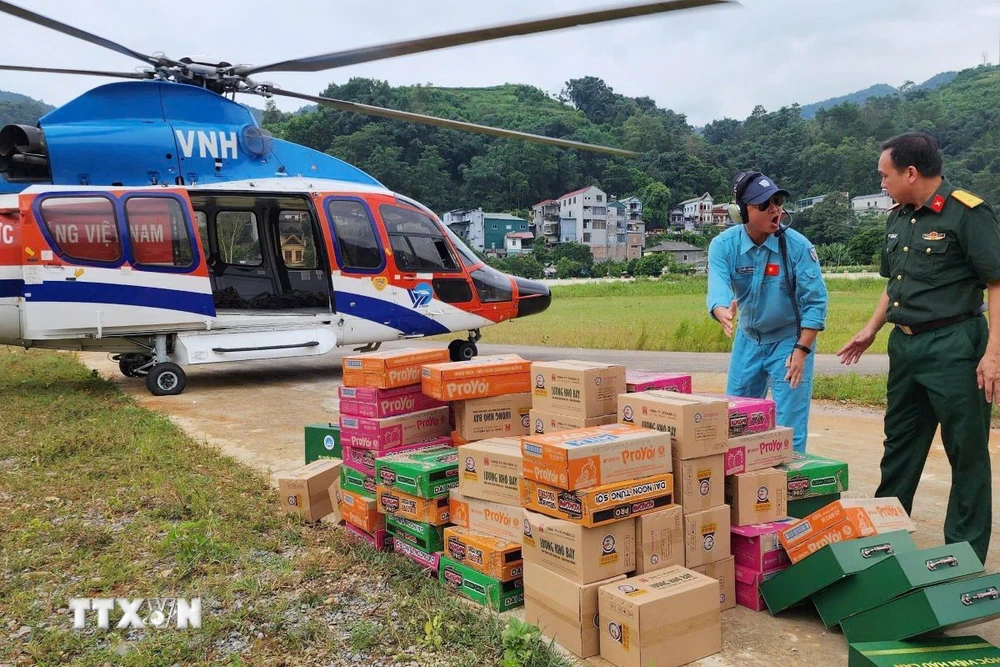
[736,266,754,275]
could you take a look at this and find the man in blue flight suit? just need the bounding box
[707,171,828,453]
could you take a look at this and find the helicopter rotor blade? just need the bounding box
[240,0,733,75]
[0,0,175,68]
[0,64,151,79]
[268,88,639,158]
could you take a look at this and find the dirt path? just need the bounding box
[79,347,1000,666]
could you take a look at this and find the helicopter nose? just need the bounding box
[514,276,551,318]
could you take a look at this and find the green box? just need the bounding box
[778,452,848,500]
[439,555,524,612]
[305,423,341,463]
[787,492,841,519]
[375,446,458,499]
[812,542,983,628]
[759,530,916,614]
[386,514,445,552]
[840,572,1000,643]
[848,636,1000,666]
[340,466,376,498]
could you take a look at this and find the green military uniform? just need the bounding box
[879,178,1000,563]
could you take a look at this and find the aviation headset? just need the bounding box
[726,170,763,225]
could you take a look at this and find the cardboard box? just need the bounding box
[779,452,849,500]
[375,445,458,499]
[340,407,450,450]
[692,555,736,611]
[521,423,672,491]
[377,486,450,525]
[443,526,522,581]
[848,636,1000,667]
[734,564,785,612]
[392,536,441,575]
[338,384,444,419]
[840,573,1000,643]
[457,437,522,505]
[779,497,916,563]
[519,474,674,528]
[683,505,731,568]
[672,454,724,513]
[625,370,691,393]
[448,491,523,544]
[340,465,376,499]
[522,561,626,659]
[760,530,918,614]
[635,505,684,574]
[724,427,794,476]
[731,518,796,573]
[327,475,344,524]
[531,360,626,418]
[453,393,532,441]
[421,354,532,401]
[385,513,445,553]
[342,347,449,389]
[708,394,776,437]
[341,438,449,477]
[439,555,524,612]
[528,409,617,435]
[343,522,391,551]
[521,509,635,584]
[304,422,341,462]
[599,565,722,667]
[617,391,727,460]
[812,542,984,628]
[338,488,385,534]
[277,458,342,522]
[788,492,841,519]
[725,467,788,527]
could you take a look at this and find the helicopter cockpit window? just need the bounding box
[278,210,318,270]
[470,265,513,303]
[194,211,209,253]
[38,196,121,263]
[380,205,460,273]
[216,211,262,266]
[124,197,194,269]
[444,226,480,268]
[326,199,383,271]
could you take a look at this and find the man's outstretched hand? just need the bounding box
[713,299,738,338]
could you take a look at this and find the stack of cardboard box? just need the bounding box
[731,519,796,611]
[336,347,451,550]
[778,452,849,518]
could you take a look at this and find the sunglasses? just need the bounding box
[756,194,786,212]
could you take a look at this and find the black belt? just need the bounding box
[896,309,984,335]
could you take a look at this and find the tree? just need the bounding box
[638,182,672,229]
[846,217,885,265]
[550,242,594,268]
[634,253,667,277]
[504,255,543,279]
[555,257,583,278]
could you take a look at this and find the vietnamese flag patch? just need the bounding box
[765,263,780,276]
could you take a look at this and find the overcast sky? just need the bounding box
[1,0,998,125]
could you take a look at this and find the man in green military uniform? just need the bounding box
[839,132,1000,563]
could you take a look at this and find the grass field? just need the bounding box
[0,348,568,667]
[479,277,887,354]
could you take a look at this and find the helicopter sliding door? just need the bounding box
[191,193,332,314]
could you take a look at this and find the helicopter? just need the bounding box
[0,0,729,395]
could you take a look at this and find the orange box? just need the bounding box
[377,485,450,525]
[784,522,863,564]
[443,526,523,581]
[421,355,532,401]
[778,497,914,560]
[339,488,385,534]
[342,347,449,389]
[520,423,671,491]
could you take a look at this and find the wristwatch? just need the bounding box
[793,343,812,355]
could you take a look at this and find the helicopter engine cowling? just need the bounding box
[0,124,50,181]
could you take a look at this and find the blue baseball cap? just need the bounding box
[740,174,790,205]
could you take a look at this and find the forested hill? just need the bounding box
[6,64,1000,226]
[0,89,54,128]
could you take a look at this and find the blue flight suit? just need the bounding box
[707,225,828,452]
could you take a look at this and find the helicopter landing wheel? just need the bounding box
[145,362,187,396]
[450,340,478,362]
[117,353,151,378]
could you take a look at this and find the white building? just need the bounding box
[851,190,897,213]
[618,195,644,220]
[442,208,485,251]
[678,193,714,225]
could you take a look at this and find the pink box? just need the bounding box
[340,406,450,449]
[393,538,441,575]
[339,384,445,419]
[344,522,392,551]
[735,563,786,611]
[342,437,453,475]
[724,427,794,476]
[731,519,796,572]
[625,371,692,393]
[707,394,776,437]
